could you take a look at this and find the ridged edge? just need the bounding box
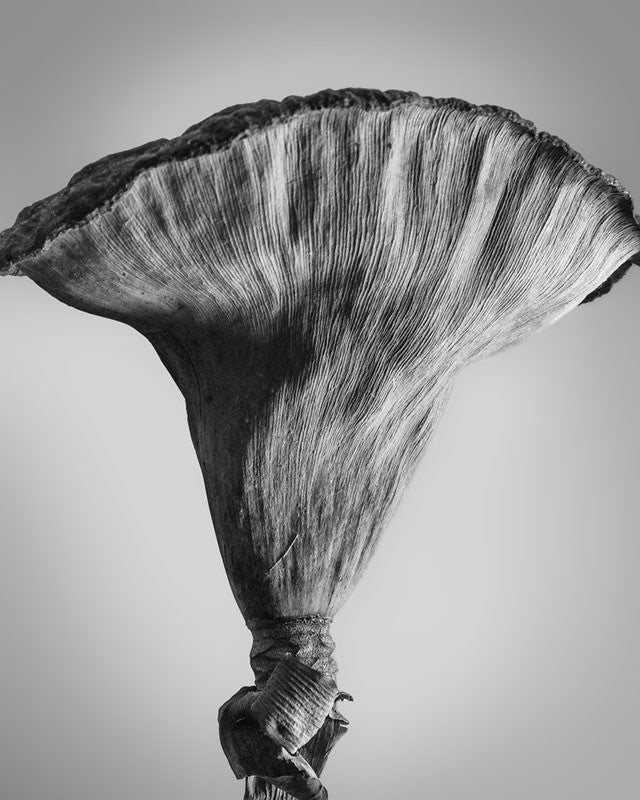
[1,87,637,277]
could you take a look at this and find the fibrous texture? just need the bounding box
[1,88,639,799]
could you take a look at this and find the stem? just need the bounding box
[218,618,351,799]
[244,717,348,800]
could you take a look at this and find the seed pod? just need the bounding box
[1,88,639,800]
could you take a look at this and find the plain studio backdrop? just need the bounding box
[1,2,639,799]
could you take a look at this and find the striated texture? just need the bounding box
[1,88,640,799]
[1,87,638,303]
[251,657,339,753]
[218,655,349,800]
[232,617,348,800]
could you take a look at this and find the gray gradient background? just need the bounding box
[1,1,639,798]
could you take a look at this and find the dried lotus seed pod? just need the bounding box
[1,87,639,800]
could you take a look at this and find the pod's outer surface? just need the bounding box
[1,89,638,621]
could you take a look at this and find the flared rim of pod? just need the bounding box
[1,86,638,277]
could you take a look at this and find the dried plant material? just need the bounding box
[219,681,339,800]
[1,88,639,799]
[219,687,262,779]
[251,657,339,753]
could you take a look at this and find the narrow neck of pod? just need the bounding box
[246,615,337,690]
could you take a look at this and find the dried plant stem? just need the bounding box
[244,717,347,800]
[217,619,350,800]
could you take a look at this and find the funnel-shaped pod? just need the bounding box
[1,88,639,799]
